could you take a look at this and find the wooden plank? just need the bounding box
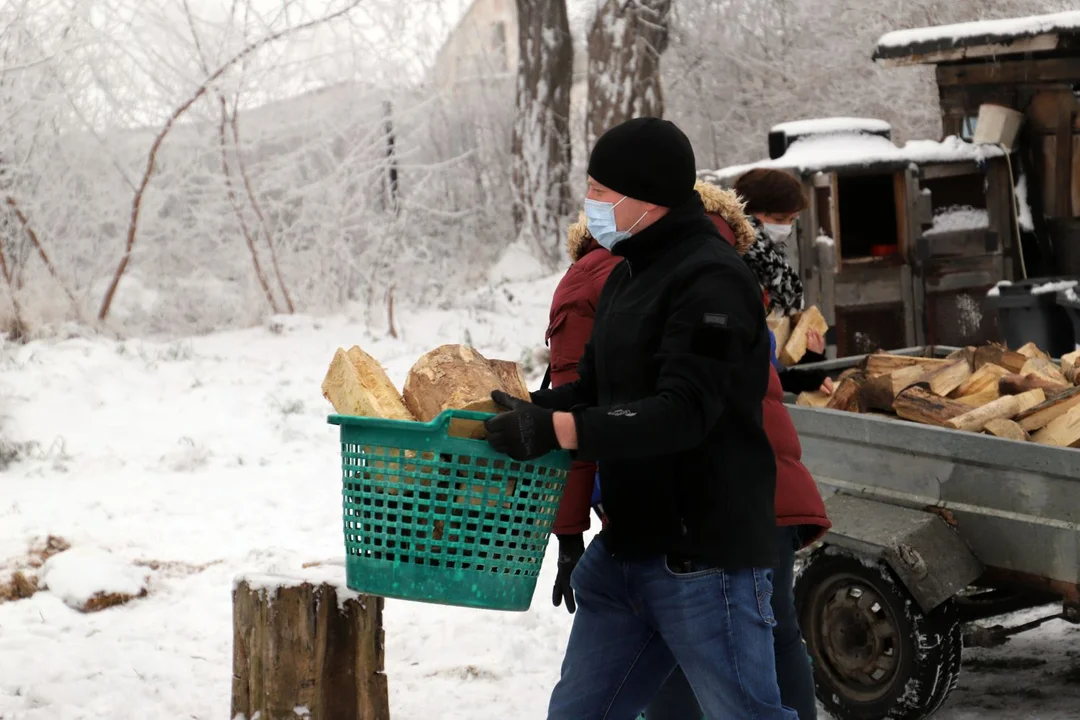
[892,385,969,427]
[957,387,1001,407]
[1053,98,1075,219]
[945,389,1045,432]
[768,313,792,360]
[1020,357,1069,386]
[883,35,1060,69]
[861,365,928,411]
[983,418,1029,442]
[935,57,1080,87]
[1015,385,1080,432]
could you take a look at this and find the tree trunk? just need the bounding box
[586,0,673,147]
[512,0,574,262]
[232,575,389,720]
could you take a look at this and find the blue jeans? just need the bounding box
[643,526,817,720]
[548,536,798,720]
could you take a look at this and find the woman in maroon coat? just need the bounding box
[545,179,830,720]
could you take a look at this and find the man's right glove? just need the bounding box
[552,533,585,614]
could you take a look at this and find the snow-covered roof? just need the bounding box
[771,118,891,137]
[874,11,1080,63]
[703,134,1005,184]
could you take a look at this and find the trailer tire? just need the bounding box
[795,548,962,720]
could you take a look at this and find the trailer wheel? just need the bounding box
[795,548,962,720]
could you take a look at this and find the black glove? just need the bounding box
[552,533,585,614]
[484,390,559,461]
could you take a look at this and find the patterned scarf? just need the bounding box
[743,217,804,316]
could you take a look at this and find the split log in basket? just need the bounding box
[232,568,389,720]
[322,342,531,439]
[799,343,1080,449]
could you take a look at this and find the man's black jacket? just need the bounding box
[532,196,778,569]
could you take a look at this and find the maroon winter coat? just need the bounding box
[547,221,622,535]
[548,184,830,545]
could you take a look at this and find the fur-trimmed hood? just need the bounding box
[565,182,756,261]
[694,181,757,255]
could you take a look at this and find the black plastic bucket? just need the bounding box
[985,278,1076,357]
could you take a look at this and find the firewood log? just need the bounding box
[1019,357,1069,386]
[945,346,977,370]
[825,371,867,412]
[322,346,414,420]
[983,418,1029,442]
[768,314,792,359]
[1015,385,1080,432]
[796,391,831,408]
[1060,349,1080,376]
[950,363,1010,399]
[780,306,828,366]
[1016,341,1051,362]
[1032,404,1080,447]
[860,365,928,412]
[925,359,972,397]
[945,389,1045,433]
[973,344,1027,373]
[956,388,1001,407]
[487,359,530,401]
[892,385,969,427]
[998,372,1069,397]
[863,353,949,378]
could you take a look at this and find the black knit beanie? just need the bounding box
[587,117,697,208]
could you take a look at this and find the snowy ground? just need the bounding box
[0,275,1078,719]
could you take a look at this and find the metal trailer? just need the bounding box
[785,347,1080,720]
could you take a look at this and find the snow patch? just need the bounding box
[771,117,891,137]
[39,547,150,611]
[815,235,835,248]
[956,294,983,337]
[488,240,550,284]
[236,564,361,613]
[924,206,990,236]
[987,280,1012,297]
[1031,280,1078,295]
[877,11,1080,51]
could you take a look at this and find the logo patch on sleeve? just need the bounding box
[703,313,728,327]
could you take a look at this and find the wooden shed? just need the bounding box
[873,11,1080,276]
[703,123,1018,357]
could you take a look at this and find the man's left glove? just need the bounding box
[484,390,559,461]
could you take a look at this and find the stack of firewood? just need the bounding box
[797,342,1080,448]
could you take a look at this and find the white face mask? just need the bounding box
[764,223,793,241]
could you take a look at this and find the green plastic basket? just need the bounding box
[328,409,571,612]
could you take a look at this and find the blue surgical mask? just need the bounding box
[584,196,648,251]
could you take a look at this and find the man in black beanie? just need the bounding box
[484,117,795,719]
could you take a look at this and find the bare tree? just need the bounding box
[512,0,574,263]
[586,0,673,147]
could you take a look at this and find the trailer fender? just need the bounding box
[819,494,984,613]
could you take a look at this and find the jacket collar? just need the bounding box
[611,194,718,272]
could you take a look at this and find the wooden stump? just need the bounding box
[232,571,389,720]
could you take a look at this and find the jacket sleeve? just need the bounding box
[778,366,828,394]
[545,310,600,533]
[572,265,762,461]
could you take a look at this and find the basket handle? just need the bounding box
[328,408,496,429]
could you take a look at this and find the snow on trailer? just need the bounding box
[873,10,1080,65]
[770,117,892,137]
[704,134,1004,184]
